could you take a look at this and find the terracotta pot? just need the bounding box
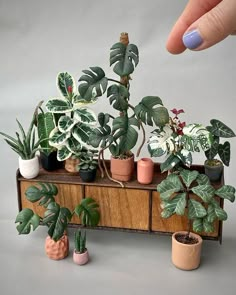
[137,158,154,184]
[73,249,89,265]
[65,157,80,173]
[172,231,203,271]
[45,234,69,260]
[19,156,39,179]
[110,155,134,181]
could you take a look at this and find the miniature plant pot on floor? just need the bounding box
[172,231,203,271]
[73,249,89,265]
[110,155,134,182]
[137,158,154,184]
[19,156,39,179]
[45,234,69,260]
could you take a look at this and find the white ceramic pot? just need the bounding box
[19,156,40,179]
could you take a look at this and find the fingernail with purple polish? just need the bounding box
[183,29,203,49]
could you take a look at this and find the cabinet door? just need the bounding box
[152,191,220,238]
[20,181,83,224]
[85,186,150,230]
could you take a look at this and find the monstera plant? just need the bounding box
[77,32,169,185]
[148,108,212,173]
[15,182,100,260]
[45,72,97,164]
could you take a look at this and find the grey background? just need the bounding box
[0,0,236,294]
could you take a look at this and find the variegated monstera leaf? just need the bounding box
[49,108,97,161]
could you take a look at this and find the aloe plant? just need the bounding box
[15,182,100,242]
[45,72,97,161]
[157,169,235,240]
[0,107,43,160]
[78,32,169,182]
[74,229,86,253]
[205,119,235,167]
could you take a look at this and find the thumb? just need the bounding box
[182,0,236,50]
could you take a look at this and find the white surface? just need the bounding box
[0,1,236,294]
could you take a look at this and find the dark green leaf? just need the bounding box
[180,169,199,188]
[15,208,40,234]
[75,198,100,226]
[57,72,74,98]
[107,84,129,111]
[191,184,215,202]
[215,185,235,202]
[218,142,230,166]
[210,119,235,138]
[157,173,183,200]
[188,199,207,219]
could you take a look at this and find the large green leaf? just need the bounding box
[188,199,207,219]
[163,193,187,216]
[210,119,235,138]
[15,208,40,234]
[25,183,57,207]
[110,42,139,76]
[37,112,55,155]
[43,202,72,242]
[191,184,215,203]
[89,125,113,149]
[75,198,100,226]
[180,169,199,188]
[46,98,73,113]
[204,135,219,160]
[157,173,183,200]
[72,123,94,146]
[207,203,217,223]
[134,96,169,127]
[218,141,230,166]
[196,173,210,185]
[67,137,82,154]
[107,84,129,111]
[79,67,108,101]
[57,72,75,99]
[73,108,97,125]
[192,218,203,233]
[112,116,139,153]
[203,218,215,233]
[215,185,235,202]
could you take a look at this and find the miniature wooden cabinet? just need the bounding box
[16,163,223,242]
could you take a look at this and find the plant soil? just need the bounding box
[175,233,199,245]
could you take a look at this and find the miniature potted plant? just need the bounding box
[45,72,97,173]
[204,119,235,182]
[35,101,63,171]
[78,32,169,186]
[77,149,98,182]
[73,229,88,265]
[157,168,235,270]
[15,182,100,260]
[148,108,212,173]
[0,106,43,179]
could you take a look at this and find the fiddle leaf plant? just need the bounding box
[157,169,235,239]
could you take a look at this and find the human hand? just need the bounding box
[166,0,236,54]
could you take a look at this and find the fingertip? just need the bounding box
[166,38,187,55]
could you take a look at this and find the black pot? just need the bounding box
[79,168,97,182]
[40,151,63,171]
[204,160,223,182]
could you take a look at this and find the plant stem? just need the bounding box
[107,78,124,85]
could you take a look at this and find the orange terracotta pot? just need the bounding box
[73,249,89,265]
[137,158,154,184]
[45,234,69,260]
[64,157,80,173]
[172,231,203,270]
[110,155,134,182]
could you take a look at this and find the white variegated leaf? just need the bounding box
[73,108,97,125]
[72,123,94,147]
[46,98,73,113]
[49,128,70,147]
[66,137,82,153]
[58,116,75,133]
[57,146,72,161]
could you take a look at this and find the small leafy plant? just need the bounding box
[157,169,235,241]
[205,119,235,167]
[74,229,86,253]
[15,182,100,242]
[0,107,43,160]
[148,108,212,173]
[77,149,98,171]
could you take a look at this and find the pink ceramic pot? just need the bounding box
[137,158,154,184]
[73,249,89,265]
